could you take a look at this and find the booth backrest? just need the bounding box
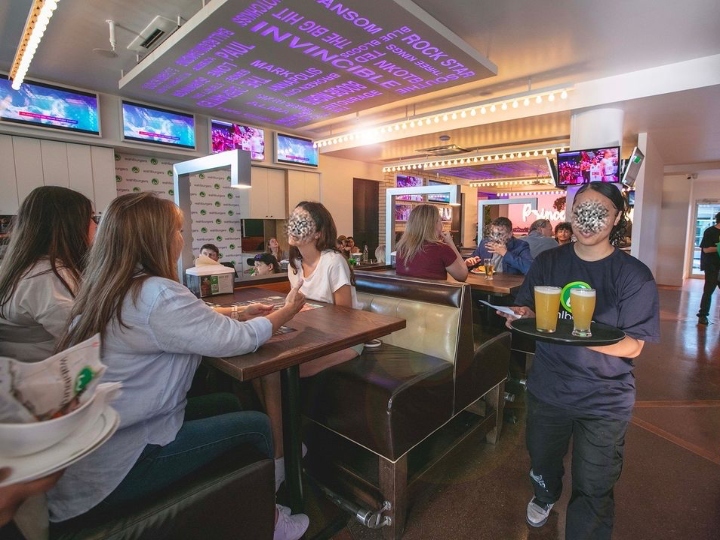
[354,272,477,410]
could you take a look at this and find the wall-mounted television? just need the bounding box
[556,146,620,187]
[427,179,450,203]
[210,119,264,160]
[121,100,195,149]
[396,174,424,201]
[0,75,100,136]
[545,157,558,184]
[275,133,318,167]
[621,147,644,187]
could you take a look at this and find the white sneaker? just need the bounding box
[274,444,308,492]
[274,505,309,540]
[526,497,554,527]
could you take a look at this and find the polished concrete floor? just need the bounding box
[304,279,720,539]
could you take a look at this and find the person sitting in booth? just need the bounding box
[345,236,360,255]
[395,204,467,281]
[554,222,574,245]
[265,237,287,262]
[465,217,533,275]
[522,219,559,259]
[247,253,281,276]
[199,243,220,262]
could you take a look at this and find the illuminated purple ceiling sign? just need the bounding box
[120,0,496,129]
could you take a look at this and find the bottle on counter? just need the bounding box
[362,244,369,263]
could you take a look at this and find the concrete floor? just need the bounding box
[306,279,720,540]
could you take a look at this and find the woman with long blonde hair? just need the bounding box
[50,192,309,540]
[395,204,467,281]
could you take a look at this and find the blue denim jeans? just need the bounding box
[526,391,628,540]
[99,393,273,506]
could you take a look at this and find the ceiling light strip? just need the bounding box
[10,0,60,90]
[381,144,570,173]
[314,85,573,149]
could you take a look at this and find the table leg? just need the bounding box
[280,365,304,513]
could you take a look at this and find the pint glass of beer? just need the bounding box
[534,286,561,333]
[570,288,596,337]
[483,258,495,280]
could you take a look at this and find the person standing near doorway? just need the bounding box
[697,211,720,325]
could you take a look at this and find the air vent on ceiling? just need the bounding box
[127,16,177,52]
[415,144,470,156]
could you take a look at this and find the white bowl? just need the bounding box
[0,388,106,457]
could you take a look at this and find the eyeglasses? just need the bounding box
[91,214,101,225]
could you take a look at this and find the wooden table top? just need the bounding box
[203,288,406,381]
[453,271,526,295]
[363,268,525,296]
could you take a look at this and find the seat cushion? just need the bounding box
[302,344,454,461]
[49,446,274,540]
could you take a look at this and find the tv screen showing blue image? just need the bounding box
[211,119,264,160]
[0,75,100,135]
[121,100,195,149]
[275,133,318,167]
[427,179,450,203]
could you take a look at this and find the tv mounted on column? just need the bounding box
[556,146,620,187]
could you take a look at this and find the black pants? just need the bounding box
[526,392,628,540]
[698,265,720,317]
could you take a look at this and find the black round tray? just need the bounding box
[510,318,625,346]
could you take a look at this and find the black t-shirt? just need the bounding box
[699,225,720,271]
[515,243,660,420]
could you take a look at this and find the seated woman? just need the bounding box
[0,186,96,362]
[255,201,363,491]
[345,236,360,255]
[395,204,468,282]
[248,253,281,276]
[265,237,287,261]
[48,193,309,540]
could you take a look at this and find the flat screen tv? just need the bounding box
[545,157,558,184]
[556,146,620,187]
[275,133,318,167]
[121,100,195,149]
[210,119,265,160]
[396,174,424,201]
[621,147,644,187]
[427,179,450,203]
[0,75,100,135]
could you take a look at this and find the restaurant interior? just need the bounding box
[1,1,719,539]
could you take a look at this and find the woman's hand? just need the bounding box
[243,303,274,319]
[266,279,306,333]
[439,231,453,245]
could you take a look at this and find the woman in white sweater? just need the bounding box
[0,186,96,362]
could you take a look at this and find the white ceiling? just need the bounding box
[1,0,720,180]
